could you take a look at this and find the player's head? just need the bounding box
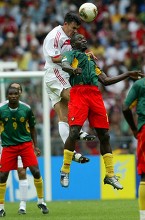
[8,82,22,95]
[71,33,87,51]
[7,87,20,105]
[63,12,81,38]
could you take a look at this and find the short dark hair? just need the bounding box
[8,82,22,93]
[64,12,81,25]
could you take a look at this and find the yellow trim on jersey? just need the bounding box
[0,121,4,134]
[95,67,102,75]
[129,99,137,109]
[71,58,78,68]
[26,120,30,133]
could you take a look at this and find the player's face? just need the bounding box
[73,34,87,51]
[64,22,80,37]
[7,88,20,105]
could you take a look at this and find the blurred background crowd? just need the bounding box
[0,0,145,156]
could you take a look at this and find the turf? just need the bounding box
[4,199,139,220]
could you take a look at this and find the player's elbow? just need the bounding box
[122,103,129,113]
[100,79,111,86]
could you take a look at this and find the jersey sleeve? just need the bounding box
[95,66,102,76]
[124,82,139,109]
[44,36,62,58]
[27,108,36,127]
[62,51,74,64]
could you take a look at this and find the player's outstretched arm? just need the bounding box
[98,70,144,86]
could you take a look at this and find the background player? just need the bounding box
[0,83,48,216]
[0,83,28,214]
[122,77,145,220]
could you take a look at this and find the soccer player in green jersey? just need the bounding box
[122,78,145,220]
[0,87,49,217]
[0,82,29,214]
[60,33,144,190]
[7,83,29,214]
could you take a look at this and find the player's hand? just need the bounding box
[34,147,41,157]
[128,70,144,80]
[73,68,82,75]
[86,51,98,61]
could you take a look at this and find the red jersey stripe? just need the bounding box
[54,68,67,85]
[54,32,61,48]
[61,39,71,48]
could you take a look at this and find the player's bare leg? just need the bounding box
[54,94,92,164]
[96,128,123,190]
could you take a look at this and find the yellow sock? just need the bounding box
[103,153,114,177]
[0,183,6,204]
[61,149,74,173]
[34,177,43,199]
[139,181,145,210]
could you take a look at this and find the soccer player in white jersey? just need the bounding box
[43,12,95,163]
[0,83,28,214]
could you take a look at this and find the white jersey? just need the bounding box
[43,25,72,69]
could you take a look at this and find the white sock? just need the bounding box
[19,201,26,210]
[38,198,44,204]
[140,210,145,220]
[58,122,69,144]
[19,179,28,208]
[0,204,4,210]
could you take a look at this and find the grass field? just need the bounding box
[4,199,139,220]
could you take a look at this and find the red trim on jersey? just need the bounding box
[54,32,61,48]
[54,68,67,85]
[53,55,61,58]
[61,39,71,48]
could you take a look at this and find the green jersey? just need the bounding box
[0,102,36,146]
[62,50,102,86]
[124,78,145,131]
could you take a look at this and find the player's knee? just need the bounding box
[30,167,41,179]
[69,126,80,140]
[0,172,8,183]
[98,130,110,143]
[141,173,145,181]
[17,168,26,180]
[103,132,110,142]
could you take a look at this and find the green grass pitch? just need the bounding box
[4,199,139,220]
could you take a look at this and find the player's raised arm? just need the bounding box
[98,70,144,86]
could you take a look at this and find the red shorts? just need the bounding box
[0,141,38,172]
[137,125,145,175]
[68,85,109,128]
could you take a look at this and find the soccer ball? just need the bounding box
[79,3,98,23]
